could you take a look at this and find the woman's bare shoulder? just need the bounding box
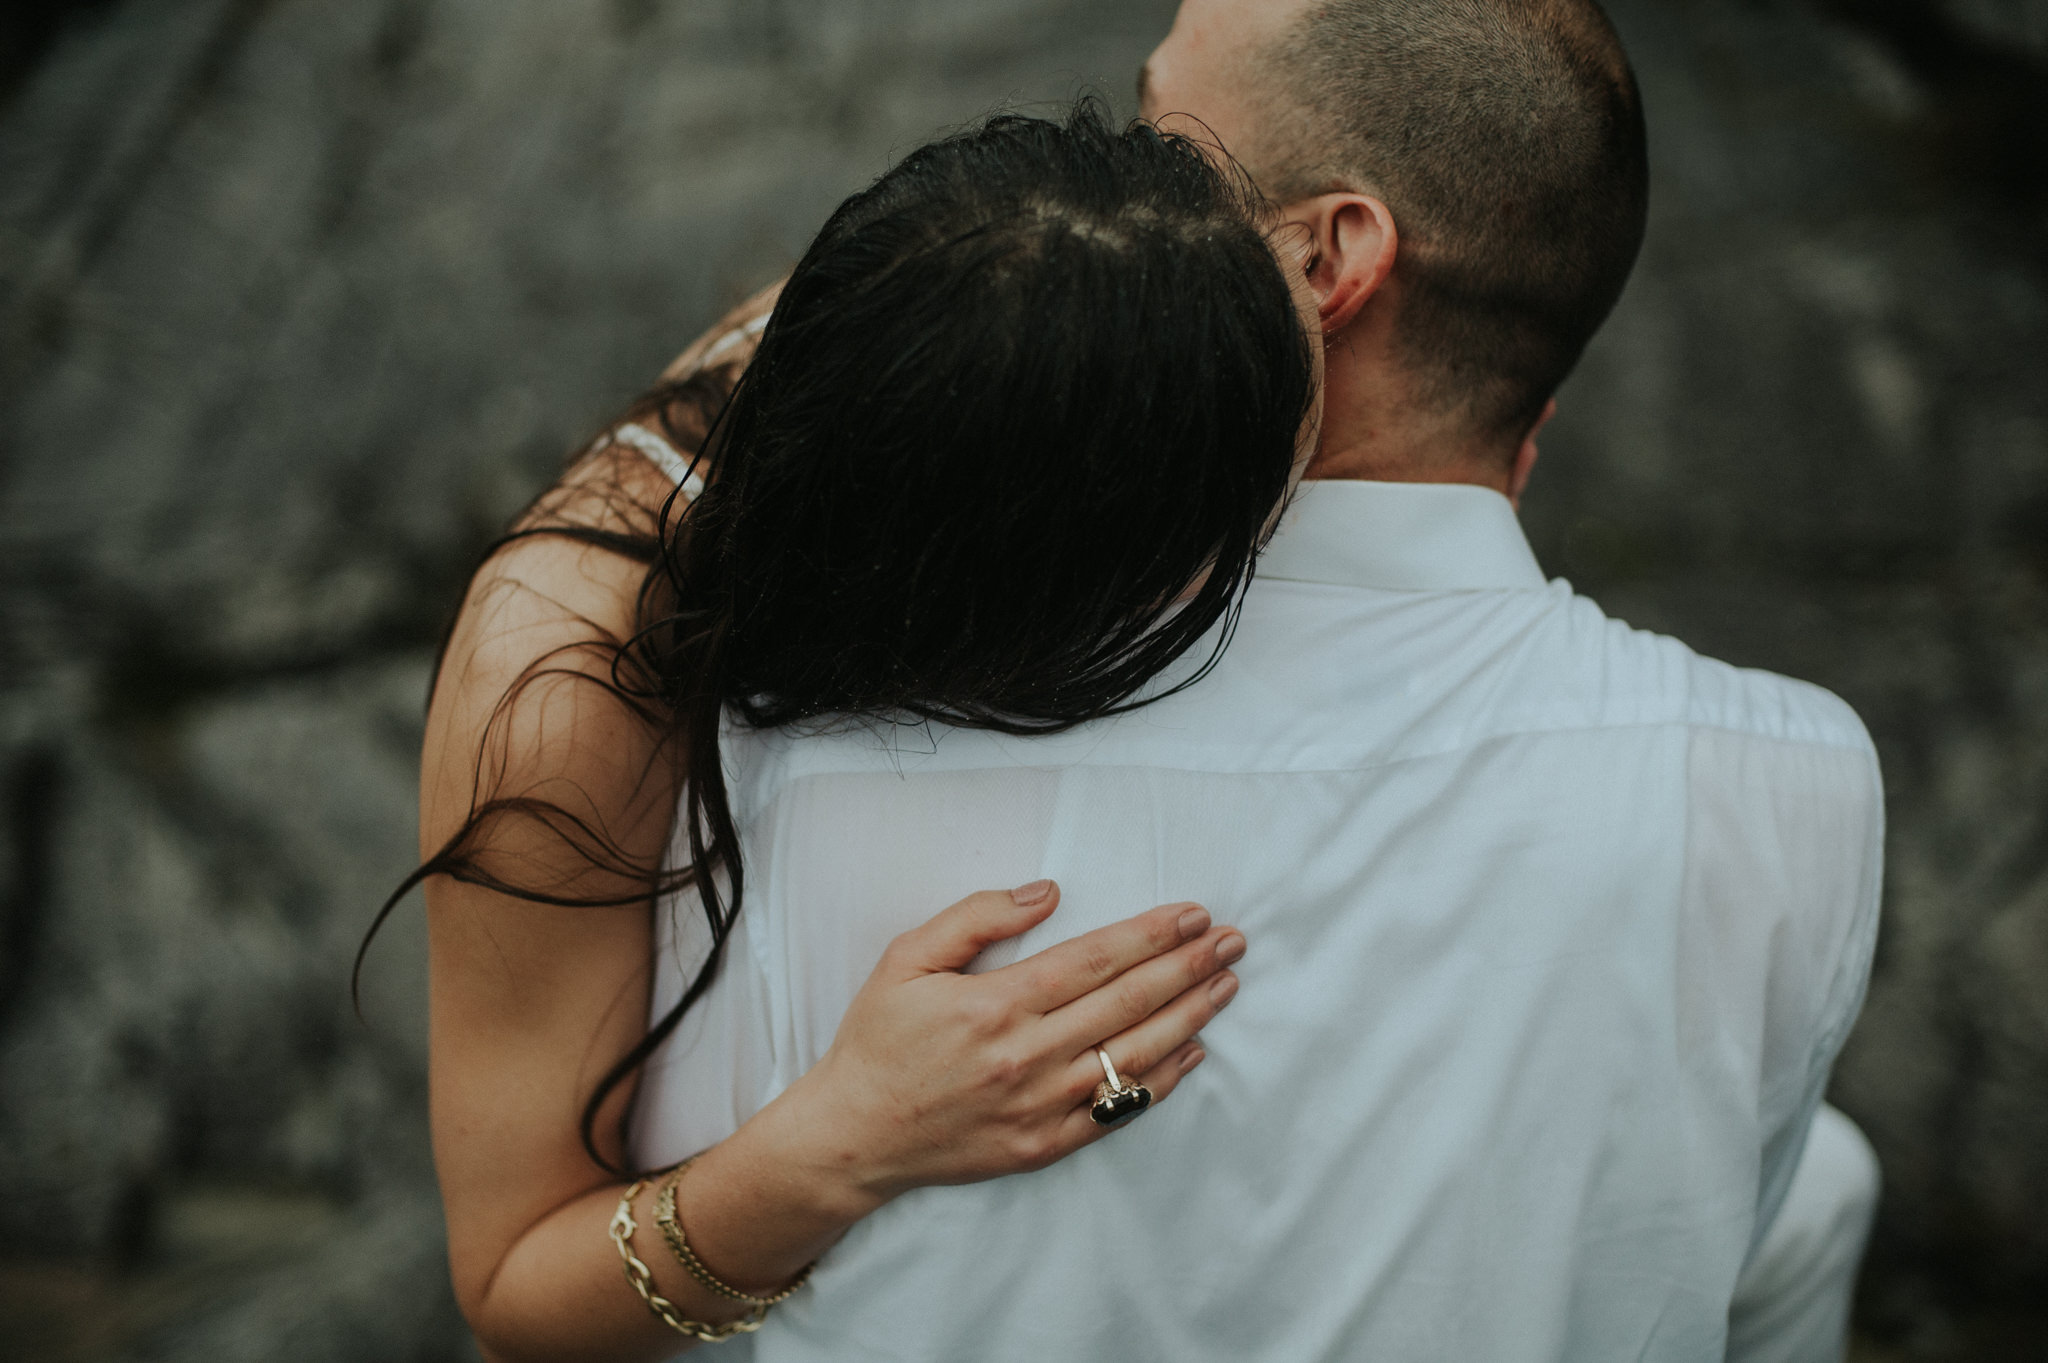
[422,443,682,872]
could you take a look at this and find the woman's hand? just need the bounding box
[436,860,1240,1357]
[701,880,1244,1242]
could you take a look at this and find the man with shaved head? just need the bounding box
[1139,0,1647,492]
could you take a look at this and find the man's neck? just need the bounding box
[1309,305,1521,494]
[1305,441,1514,494]
[1304,387,1518,495]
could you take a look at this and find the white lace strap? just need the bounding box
[695,310,771,368]
[604,422,705,498]
[595,313,768,495]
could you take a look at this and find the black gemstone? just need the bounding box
[1090,1085,1152,1127]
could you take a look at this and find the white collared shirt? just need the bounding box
[635,480,1883,1363]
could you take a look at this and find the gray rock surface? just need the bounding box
[1942,0,2048,56]
[0,0,2043,1359]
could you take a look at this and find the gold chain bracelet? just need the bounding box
[609,1178,768,1343]
[655,1157,816,1309]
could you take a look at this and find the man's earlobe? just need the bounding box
[1306,193,1398,336]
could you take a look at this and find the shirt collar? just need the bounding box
[1256,478,1549,592]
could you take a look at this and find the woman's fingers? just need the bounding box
[1040,926,1244,1054]
[818,886,1237,1194]
[884,881,1062,978]
[990,900,1214,1012]
[1050,1039,1208,1156]
[1064,966,1236,1103]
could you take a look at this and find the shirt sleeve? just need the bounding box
[1683,710,1885,1254]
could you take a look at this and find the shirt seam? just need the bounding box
[734,716,1875,823]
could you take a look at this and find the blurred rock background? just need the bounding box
[0,0,2041,1358]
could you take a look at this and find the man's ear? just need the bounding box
[1285,193,1398,336]
[1508,399,1557,510]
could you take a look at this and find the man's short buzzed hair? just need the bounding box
[1253,0,1648,442]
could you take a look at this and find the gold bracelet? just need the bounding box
[609,1178,767,1343]
[655,1157,815,1307]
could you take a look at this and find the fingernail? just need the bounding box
[1181,1044,1206,1073]
[1215,932,1246,965]
[1011,879,1054,906]
[1177,906,1210,941]
[1210,973,1238,1006]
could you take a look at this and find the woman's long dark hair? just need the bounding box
[369,100,1316,1174]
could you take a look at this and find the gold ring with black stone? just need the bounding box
[1090,1047,1153,1128]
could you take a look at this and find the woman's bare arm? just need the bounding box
[422,449,683,1359]
[425,288,789,1358]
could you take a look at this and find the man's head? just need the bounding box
[1141,0,1647,487]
